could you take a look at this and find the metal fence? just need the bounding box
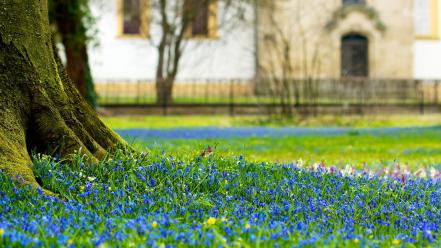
[95,78,441,115]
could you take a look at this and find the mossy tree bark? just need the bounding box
[0,0,128,191]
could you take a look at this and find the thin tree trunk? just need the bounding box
[54,0,97,108]
[65,45,89,99]
[156,78,174,105]
[0,0,129,193]
[154,0,188,105]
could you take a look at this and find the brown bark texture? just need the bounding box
[0,0,129,193]
[52,0,96,107]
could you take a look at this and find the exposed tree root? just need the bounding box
[0,1,131,196]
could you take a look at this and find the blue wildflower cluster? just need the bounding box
[116,126,437,139]
[0,152,439,247]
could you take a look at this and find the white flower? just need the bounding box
[297,159,304,168]
[311,163,320,171]
[87,176,96,182]
[341,164,354,177]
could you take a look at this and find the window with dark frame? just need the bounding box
[192,1,209,36]
[342,0,366,6]
[185,0,210,36]
[123,0,141,34]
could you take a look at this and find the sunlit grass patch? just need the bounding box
[118,127,441,170]
[101,114,441,129]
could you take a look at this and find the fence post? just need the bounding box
[205,80,209,104]
[418,80,424,115]
[312,78,317,116]
[136,80,140,104]
[229,80,235,116]
[113,81,118,105]
[436,80,441,114]
[104,81,109,105]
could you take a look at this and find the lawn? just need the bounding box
[101,114,441,129]
[119,129,441,170]
[103,114,441,170]
[0,114,439,247]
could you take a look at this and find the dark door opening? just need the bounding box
[341,34,368,77]
[342,0,366,6]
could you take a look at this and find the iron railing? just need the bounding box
[95,78,441,115]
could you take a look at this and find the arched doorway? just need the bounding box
[341,34,368,77]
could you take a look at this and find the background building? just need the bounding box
[257,0,415,79]
[87,0,441,82]
[89,0,256,83]
[414,0,440,79]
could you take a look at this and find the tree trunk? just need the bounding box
[54,0,97,108]
[0,0,128,192]
[156,78,174,105]
[65,45,91,103]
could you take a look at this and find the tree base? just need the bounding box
[0,6,130,194]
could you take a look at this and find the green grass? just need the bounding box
[125,130,441,170]
[102,114,441,170]
[0,115,439,247]
[101,114,441,129]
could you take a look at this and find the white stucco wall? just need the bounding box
[414,1,441,79]
[88,0,256,83]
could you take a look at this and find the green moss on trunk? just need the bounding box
[0,0,130,193]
